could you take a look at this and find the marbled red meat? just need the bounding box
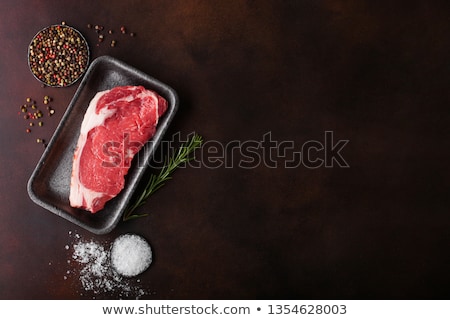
[69,85,167,213]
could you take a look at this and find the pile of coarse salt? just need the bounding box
[65,231,154,299]
[111,234,153,277]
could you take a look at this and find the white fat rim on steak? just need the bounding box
[69,89,113,210]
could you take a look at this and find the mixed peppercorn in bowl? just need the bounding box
[28,24,89,87]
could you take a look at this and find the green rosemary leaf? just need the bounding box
[123,133,203,221]
[124,213,149,221]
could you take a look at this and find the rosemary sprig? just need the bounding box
[123,133,203,221]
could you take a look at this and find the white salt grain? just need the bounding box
[111,234,152,277]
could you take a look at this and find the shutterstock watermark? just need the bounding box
[101,131,350,169]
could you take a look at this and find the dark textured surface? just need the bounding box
[0,0,449,299]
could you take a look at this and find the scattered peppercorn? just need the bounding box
[87,23,135,49]
[28,25,89,87]
[18,95,55,144]
[43,95,51,104]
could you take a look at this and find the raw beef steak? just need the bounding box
[69,85,167,213]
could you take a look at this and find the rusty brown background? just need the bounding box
[0,0,449,299]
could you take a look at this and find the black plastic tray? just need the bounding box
[27,56,178,234]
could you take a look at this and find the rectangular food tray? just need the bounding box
[27,55,178,234]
